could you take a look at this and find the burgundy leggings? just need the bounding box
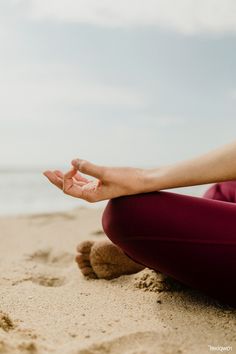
[102,181,236,307]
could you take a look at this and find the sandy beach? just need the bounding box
[0,207,235,354]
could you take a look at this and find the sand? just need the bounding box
[0,207,235,354]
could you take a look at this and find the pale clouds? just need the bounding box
[0,0,235,169]
[0,58,147,121]
[0,77,146,120]
[11,0,236,35]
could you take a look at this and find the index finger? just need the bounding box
[64,168,77,179]
[43,171,63,190]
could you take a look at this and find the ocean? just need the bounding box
[0,171,210,216]
[0,171,105,216]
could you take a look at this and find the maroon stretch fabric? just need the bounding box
[102,181,236,307]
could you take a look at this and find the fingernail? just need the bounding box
[72,159,80,167]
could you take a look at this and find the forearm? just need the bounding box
[146,140,236,191]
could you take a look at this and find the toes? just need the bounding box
[77,260,98,279]
[75,253,98,279]
[76,241,94,253]
[81,267,98,279]
[75,254,90,267]
[76,253,90,262]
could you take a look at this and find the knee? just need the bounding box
[203,183,220,199]
[101,197,129,246]
[203,181,236,202]
[101,192,167,245]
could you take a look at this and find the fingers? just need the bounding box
[71,159,105,179]
[43,171,63,189]
[54,170,64,179]
[44,168,103,202]
[62,168,85,198]
[54,170,88,185]
[74,172,90,183]
[63,168,76,192]
[64,168,77,179]
[43,169,86,194]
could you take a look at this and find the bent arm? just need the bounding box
[146,140,236,191]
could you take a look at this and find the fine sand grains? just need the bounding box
[0,208,236,354]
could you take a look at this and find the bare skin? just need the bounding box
[75,239,145,279]
[44,140,236,279]
[43,160,150,279]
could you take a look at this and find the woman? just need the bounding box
[44,140,236,307]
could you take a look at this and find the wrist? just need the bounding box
[143,166,169,192]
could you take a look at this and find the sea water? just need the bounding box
[0,171,210,216]
[0,171,104,216]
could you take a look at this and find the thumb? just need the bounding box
[71,159,104,179]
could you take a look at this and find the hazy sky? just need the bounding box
[0,1,236,170]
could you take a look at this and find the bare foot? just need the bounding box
[75,240,145,279]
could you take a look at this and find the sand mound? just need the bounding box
[132,269,187,293]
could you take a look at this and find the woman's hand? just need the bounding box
[44,140,236,202]
[43,159,150,202]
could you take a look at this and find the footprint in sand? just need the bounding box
[77,331,182,354]
[26,249,74,268]
[0,311,15,332]
[30,212,76,224]
[12,274,66,288]
[23,249,70,289]
[0,312,40,354]
[17,341,38,354]
[0,339,39,354]
[29,274,66,287]
[0,338,38,354]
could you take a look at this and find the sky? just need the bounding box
[0,0,236,171]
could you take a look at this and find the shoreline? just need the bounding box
[0,205,104,220]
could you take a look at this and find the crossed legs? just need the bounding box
[76,182,236,307]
